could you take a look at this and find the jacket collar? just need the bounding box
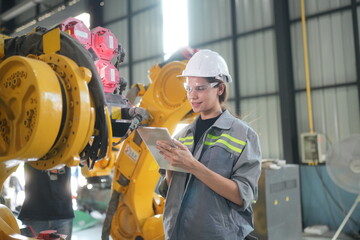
[212,109,234,130]
[186,109,234,135]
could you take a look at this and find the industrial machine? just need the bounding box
[0,18,196,240]
[253,164,303,240]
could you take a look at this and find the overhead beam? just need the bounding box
[0,0,43,22]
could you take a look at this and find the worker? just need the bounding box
[18,163,74,239]
[156,49,262,240]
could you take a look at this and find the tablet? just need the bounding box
[137,127,188,172]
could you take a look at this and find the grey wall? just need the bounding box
[101,0,164,88]
[188,0,283,160]
[187,0,360,163]
[290,0,360,150]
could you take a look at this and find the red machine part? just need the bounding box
[59,18,123,93]
[91,26,118,61]
[59,17,91,49]
[180,46,199,60]
[95,59,120,93]
[37,230,67,240]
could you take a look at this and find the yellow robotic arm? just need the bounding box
[102,60,195,240]
[0,28,102,240]
[0,21,197,240]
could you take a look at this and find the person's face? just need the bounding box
[184,77,223,118]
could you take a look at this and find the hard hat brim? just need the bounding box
[176,74,232,83]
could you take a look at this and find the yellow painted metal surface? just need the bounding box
[142,61,193,132]
[142,215,164,240]
[43,28,61,54]
[0,51,94,169]
[0,28,98,239]
[0,56,62,163]
[0,204,20,235]
[111,61,195,240]
[0,163,21,240]
[0,34,11,60]
[0,27,195,240]
[0,51,95,169]
[29,53,94,169]
[300,0,314,134]
[0,162,18,199]
[0,203,38,239]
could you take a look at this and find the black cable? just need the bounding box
[101,190,121,240]
[58,31,109,163]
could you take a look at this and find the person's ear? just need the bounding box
[218,84,224,95]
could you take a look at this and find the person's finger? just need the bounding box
[172,139,187,150]
[156,140,170,147]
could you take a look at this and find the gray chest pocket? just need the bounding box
[200,145,239,178]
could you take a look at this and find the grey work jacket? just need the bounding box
[158,110,262,240]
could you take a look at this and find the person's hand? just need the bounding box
[156,139,198,172]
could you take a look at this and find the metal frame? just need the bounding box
[274,0,299,164]
[2,0,74,35]
[290,5,352,23]
[127,0,133,86]
[104,1,162,86]
[351,0,360,114]
[230,0,241,113]
[104,3,159,26]
[0,0,16,35]
[89,0,103,29]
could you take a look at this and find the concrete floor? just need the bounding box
[302,233,357,240]
[72,222,357,240]
[72,222,108,240]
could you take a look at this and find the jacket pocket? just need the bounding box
[200,145,237,178]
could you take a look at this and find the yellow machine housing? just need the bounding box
[0,25,196,240]
[109,61,193,240]
[0,29,97,240]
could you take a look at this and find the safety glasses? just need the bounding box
[183,82,219,93]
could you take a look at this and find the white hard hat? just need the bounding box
[177,49,232,83]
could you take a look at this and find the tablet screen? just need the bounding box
[137,127,188,172]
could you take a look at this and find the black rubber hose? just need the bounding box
[101,190,121,240]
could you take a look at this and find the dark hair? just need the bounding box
[206,77,228,110]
